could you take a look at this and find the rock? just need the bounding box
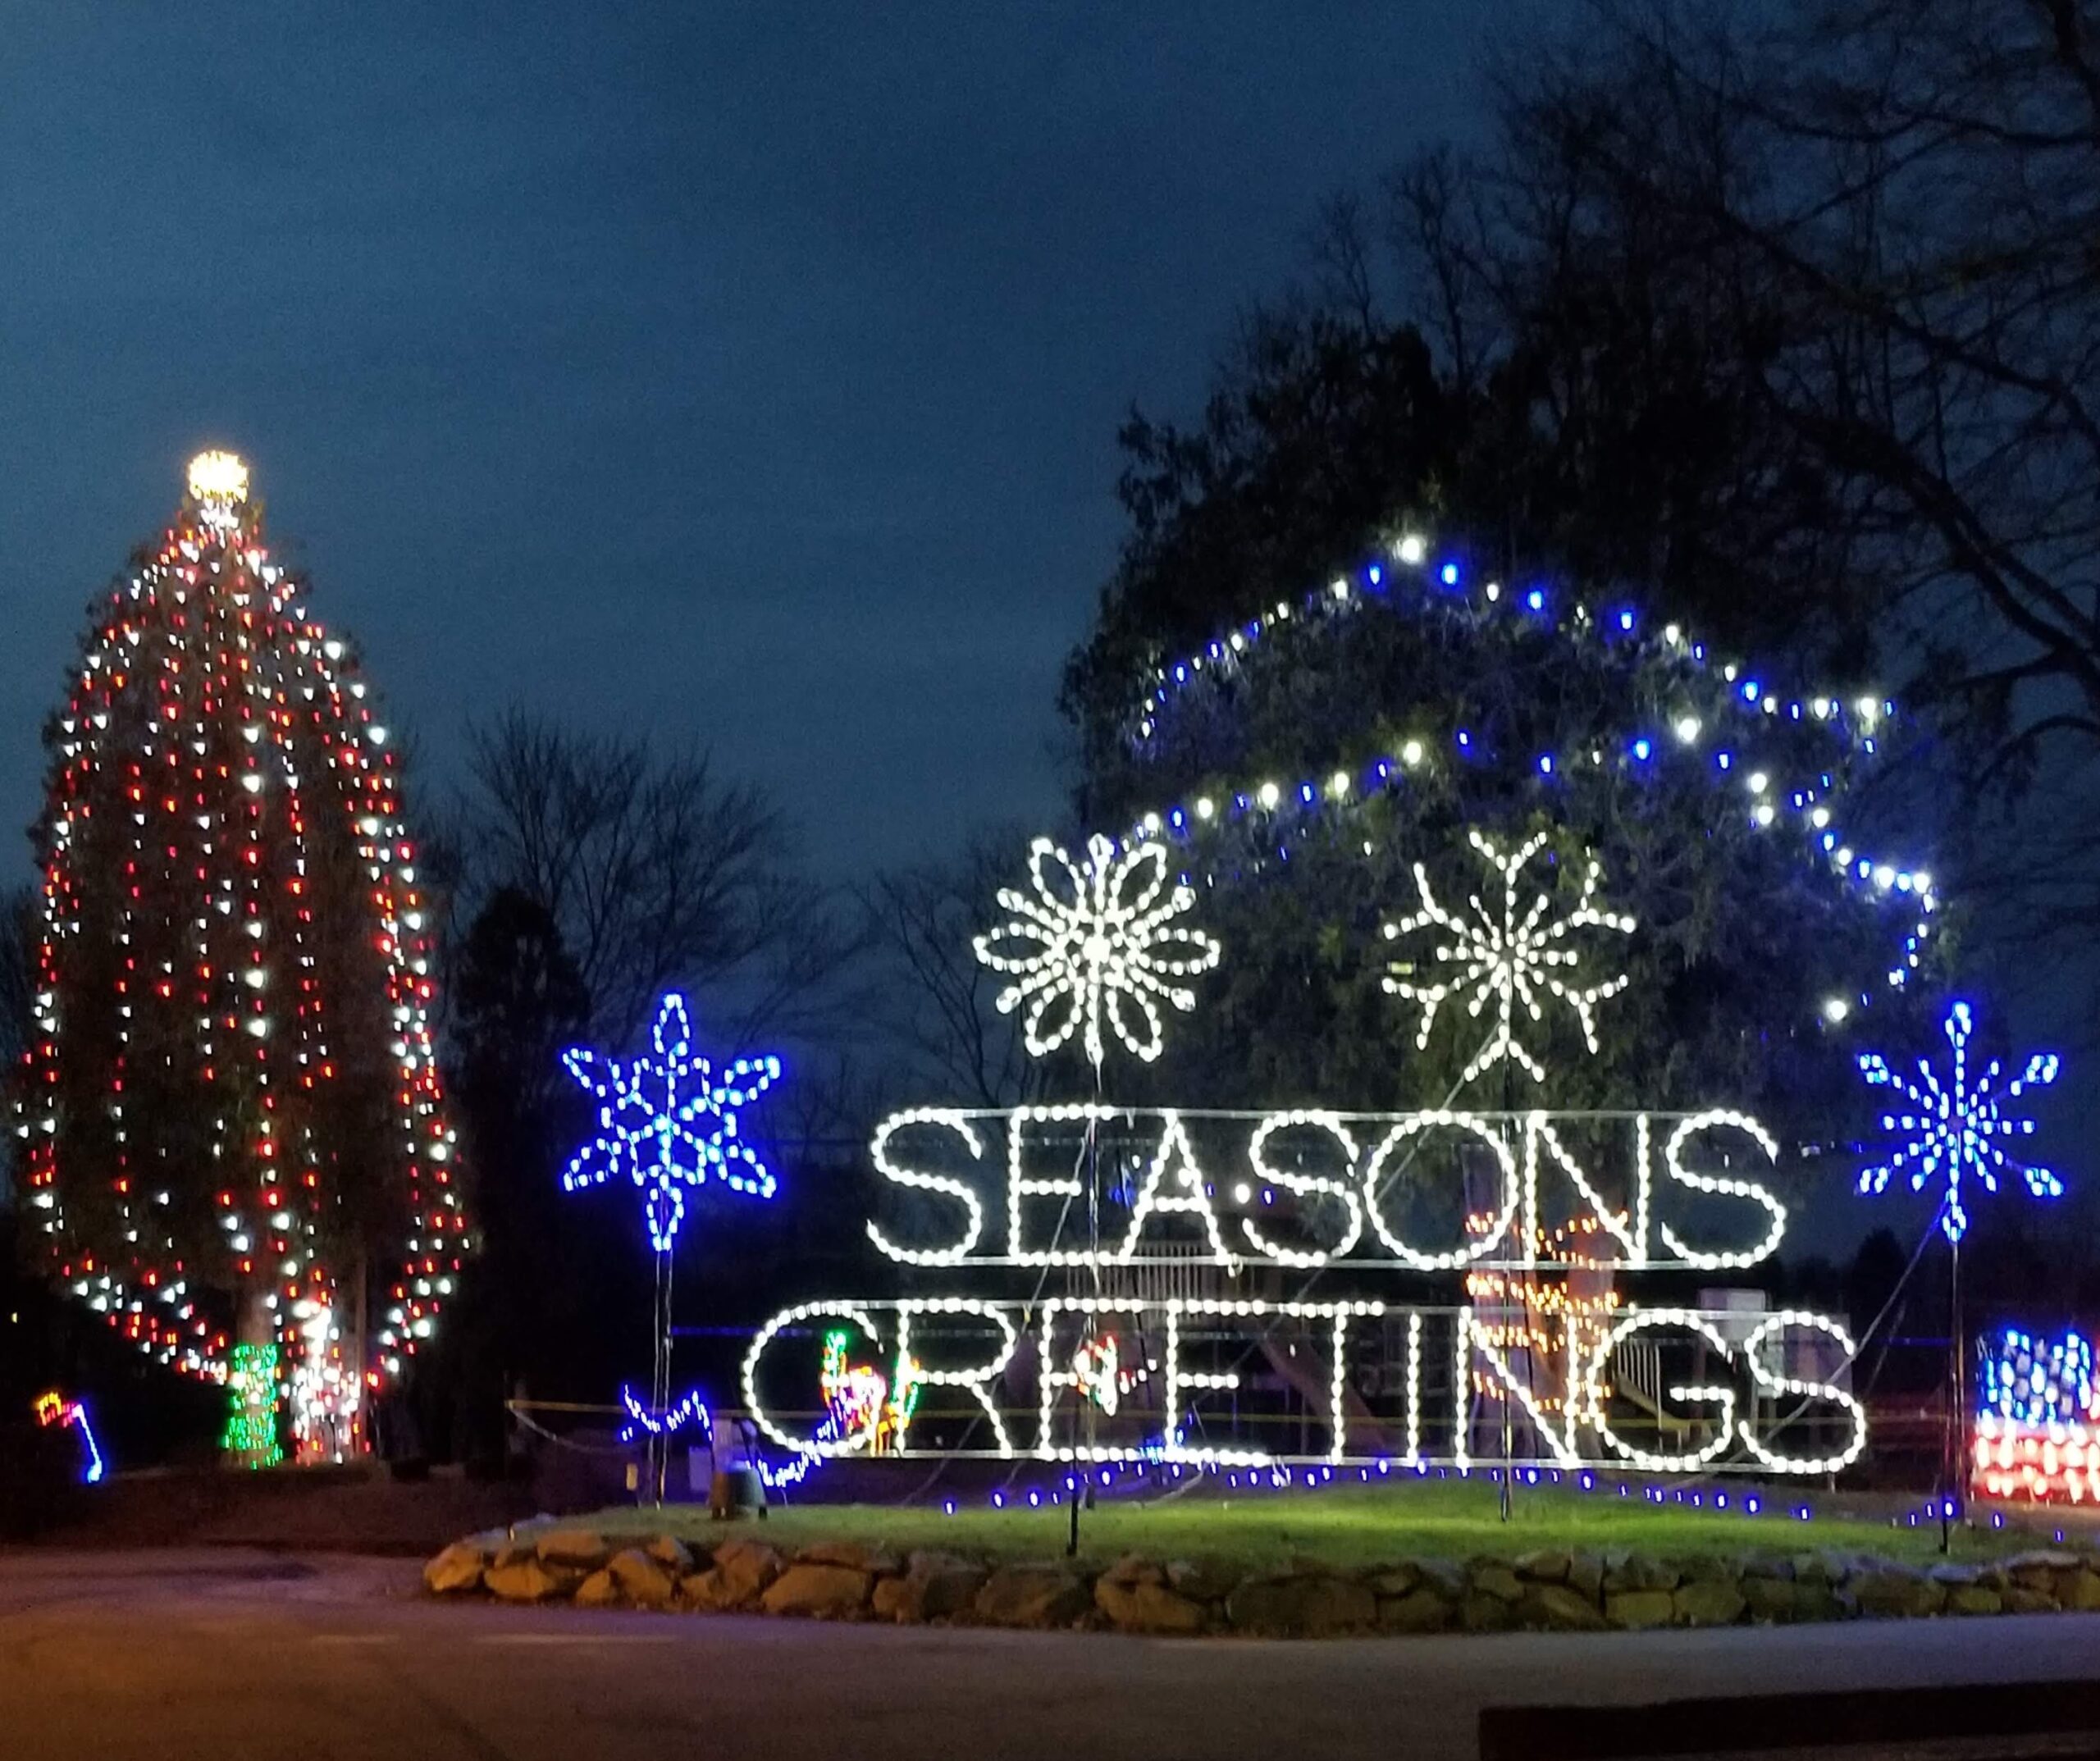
[1166,1558,1239,1604]
[975,1566,1091,1630]
[1460,1593,1516,1633]
[794,1540,902,1576]
[1566,1552,1605,1600]
[644,1535,696,1575]
[1414,1559,1468,1599]
[609,1548,679,1608]
[1743,1576,1796,1622]
[486,1558,576,1604]
[1468,1563,1524,1604]
[1604,1553,1678,1594]
[423,1543,486,1595]
[573,1568,621,1608]
[1225,1573,1376,1637]
[1928,1562,1980,1586]
[1093,1576,1207,1635]
[2055,1568,2100,1611]
[1367,1564,1421,1598]
[710,1539,784,1605]
[1742,1555,1794,1581]
[534,1529,612,1571]
[1605,1589,1676,1630]
[761,1563,872,1618]
[1100,1553,1165,1589]
[681,1568,733,1610]
[1678,1554,1742,1584]
[1946,1585,2003,1616]
[2006,1585,2059,1614]
[1792,1582,1846,1622]
[1673,1580,1746,1626]
[1377,1589,1452,1633]
[1513,1549,1570,1584]
[490,1540,536,1572]
[906,1549,980,1578]
[1851,1568,1943,1619]
[1791,1552,1832,1584]
[2006,1548,2080,1581]
[1521,1585,1605,1631]
[871,1559,986,1623]
[916,1561,989,1619]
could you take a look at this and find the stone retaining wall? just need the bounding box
[423,1526,2100,1637]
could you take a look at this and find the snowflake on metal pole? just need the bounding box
[1856,1000,2061,1243]
[1382,829,1635,1085]
[560,992,783,1252]
[973,833,1221,1069]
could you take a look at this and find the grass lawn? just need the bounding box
[536,1480,2053,1572]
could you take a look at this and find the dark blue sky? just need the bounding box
[2,6,2086,1256]
[0,3,1506,879]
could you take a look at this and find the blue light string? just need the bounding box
[1122,546,1934,1004]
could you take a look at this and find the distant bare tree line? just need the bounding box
[427,710,1037,1141]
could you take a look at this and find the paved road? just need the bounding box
[3,1550,2099,1760]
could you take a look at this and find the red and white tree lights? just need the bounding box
[14,454,465,1458]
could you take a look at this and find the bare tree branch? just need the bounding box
[856,831,1044,1111]
[455,709,857,1054]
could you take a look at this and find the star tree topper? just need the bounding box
[560,992,783,1252]
[1382,829,1635,1085]
[974,833,1221,1069]
[1856,999,2061,1244]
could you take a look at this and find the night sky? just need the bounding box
[0,4,1505,881]
[2,7,2089,1274]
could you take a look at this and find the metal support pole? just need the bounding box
[650,1248,674,1505]
[1942,1236,1962,1554]
[1071,1072,1103,1558]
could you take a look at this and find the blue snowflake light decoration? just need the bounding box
[560,992,783,1252]
[1856,1000,2061,1243]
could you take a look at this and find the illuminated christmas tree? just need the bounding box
[13,453,466,1463]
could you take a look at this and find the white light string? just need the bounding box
[972,833,1220,1069]
[863,1106,1792,1273]
[1113,538,1936,1017]
[737,1297,1862,1475]
[1134,535,1893,776]
[20,456,463,1409]
[1382,829,1634,1085]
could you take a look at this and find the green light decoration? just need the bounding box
[221,1343,285,1470]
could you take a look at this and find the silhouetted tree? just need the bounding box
[426,889,623,1453]
[454,709,856,1052]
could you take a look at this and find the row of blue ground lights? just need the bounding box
[932,1461,2048,1540]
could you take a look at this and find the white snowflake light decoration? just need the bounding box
[974,833,1221,1069]
[560,992,783,1252]
[1382,829,1635,1085]
[1856,1000,2062,1244]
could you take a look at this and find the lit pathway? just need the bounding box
[1,1550,2096,1759]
